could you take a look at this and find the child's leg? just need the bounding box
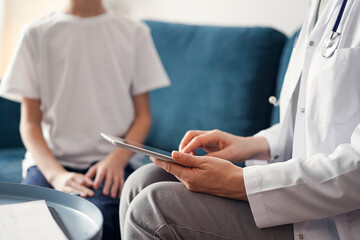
[84,164,135,240]
[21,166,53,188]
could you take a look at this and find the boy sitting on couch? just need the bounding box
[0,0,169,239]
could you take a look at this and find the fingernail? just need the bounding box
[172,151,179,158]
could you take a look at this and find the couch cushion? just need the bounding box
[144,21,287,152]
[0,147,25,183]
[0,96,23,149]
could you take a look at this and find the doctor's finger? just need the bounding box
[172,151,205,168]
[179,130,206,151]
[152,157,186,178]
[206,148,232,159]
[181,132,219,154]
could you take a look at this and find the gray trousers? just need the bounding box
[120,164,294,240]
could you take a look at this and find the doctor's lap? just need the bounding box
[119,163,294,240]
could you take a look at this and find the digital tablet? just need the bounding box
[101,133,178,164]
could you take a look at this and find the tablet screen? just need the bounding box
[101,133,177,164]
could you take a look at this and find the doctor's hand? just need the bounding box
[51,171,95,198]
[85,153,127,199]
[179,130,270,162]
[151,151,248,201]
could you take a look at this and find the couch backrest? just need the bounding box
[144,21,287,152]
[0,23,294,153]
[0,96,23,149]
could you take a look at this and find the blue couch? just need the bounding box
[0,21,296,183]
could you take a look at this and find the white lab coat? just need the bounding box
[243,0,360,239]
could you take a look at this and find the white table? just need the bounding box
[0,182,103,240]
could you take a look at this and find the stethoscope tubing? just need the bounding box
[333,0,348,33]
[322,0,349,58]
[271,0,351,105]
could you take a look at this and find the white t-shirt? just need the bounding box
[0,11,170,174]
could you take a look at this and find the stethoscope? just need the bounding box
[269,0,349,107]
[322,0,348,58]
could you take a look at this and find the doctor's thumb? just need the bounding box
[172,151,200,167]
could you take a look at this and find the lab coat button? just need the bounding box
[309,41,314,46]
[300,107,305,113]
[274,155,279,160]
[299,234,304,240]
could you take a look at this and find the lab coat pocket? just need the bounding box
[308,48,360,123]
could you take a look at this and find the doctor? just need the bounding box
[120,0,360,239]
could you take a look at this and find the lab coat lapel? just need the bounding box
[306,0,321,36]
[278,1,315,121]
[338,0,358,48]
[279,49,303,122]
[307,0,340,36]
[279,0,340,122]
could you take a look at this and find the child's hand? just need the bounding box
[85,155,127,199]
[51,171,94,198]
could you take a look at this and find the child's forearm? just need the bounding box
[20,122,66,182]
[20,98,67,183]
[108,93,152,164]
[111,112,152,165]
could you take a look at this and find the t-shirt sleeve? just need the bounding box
[0,25,39,102]
[131,24,170,96]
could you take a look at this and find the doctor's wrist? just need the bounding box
[246,136,271,161]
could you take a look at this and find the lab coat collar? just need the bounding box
[279,0,343,122]
[307,0,341,37]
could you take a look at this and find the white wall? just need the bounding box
[0,0,66,76]
[0,0,309,77]
[112,0,309,36]
[0,0,6,76]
